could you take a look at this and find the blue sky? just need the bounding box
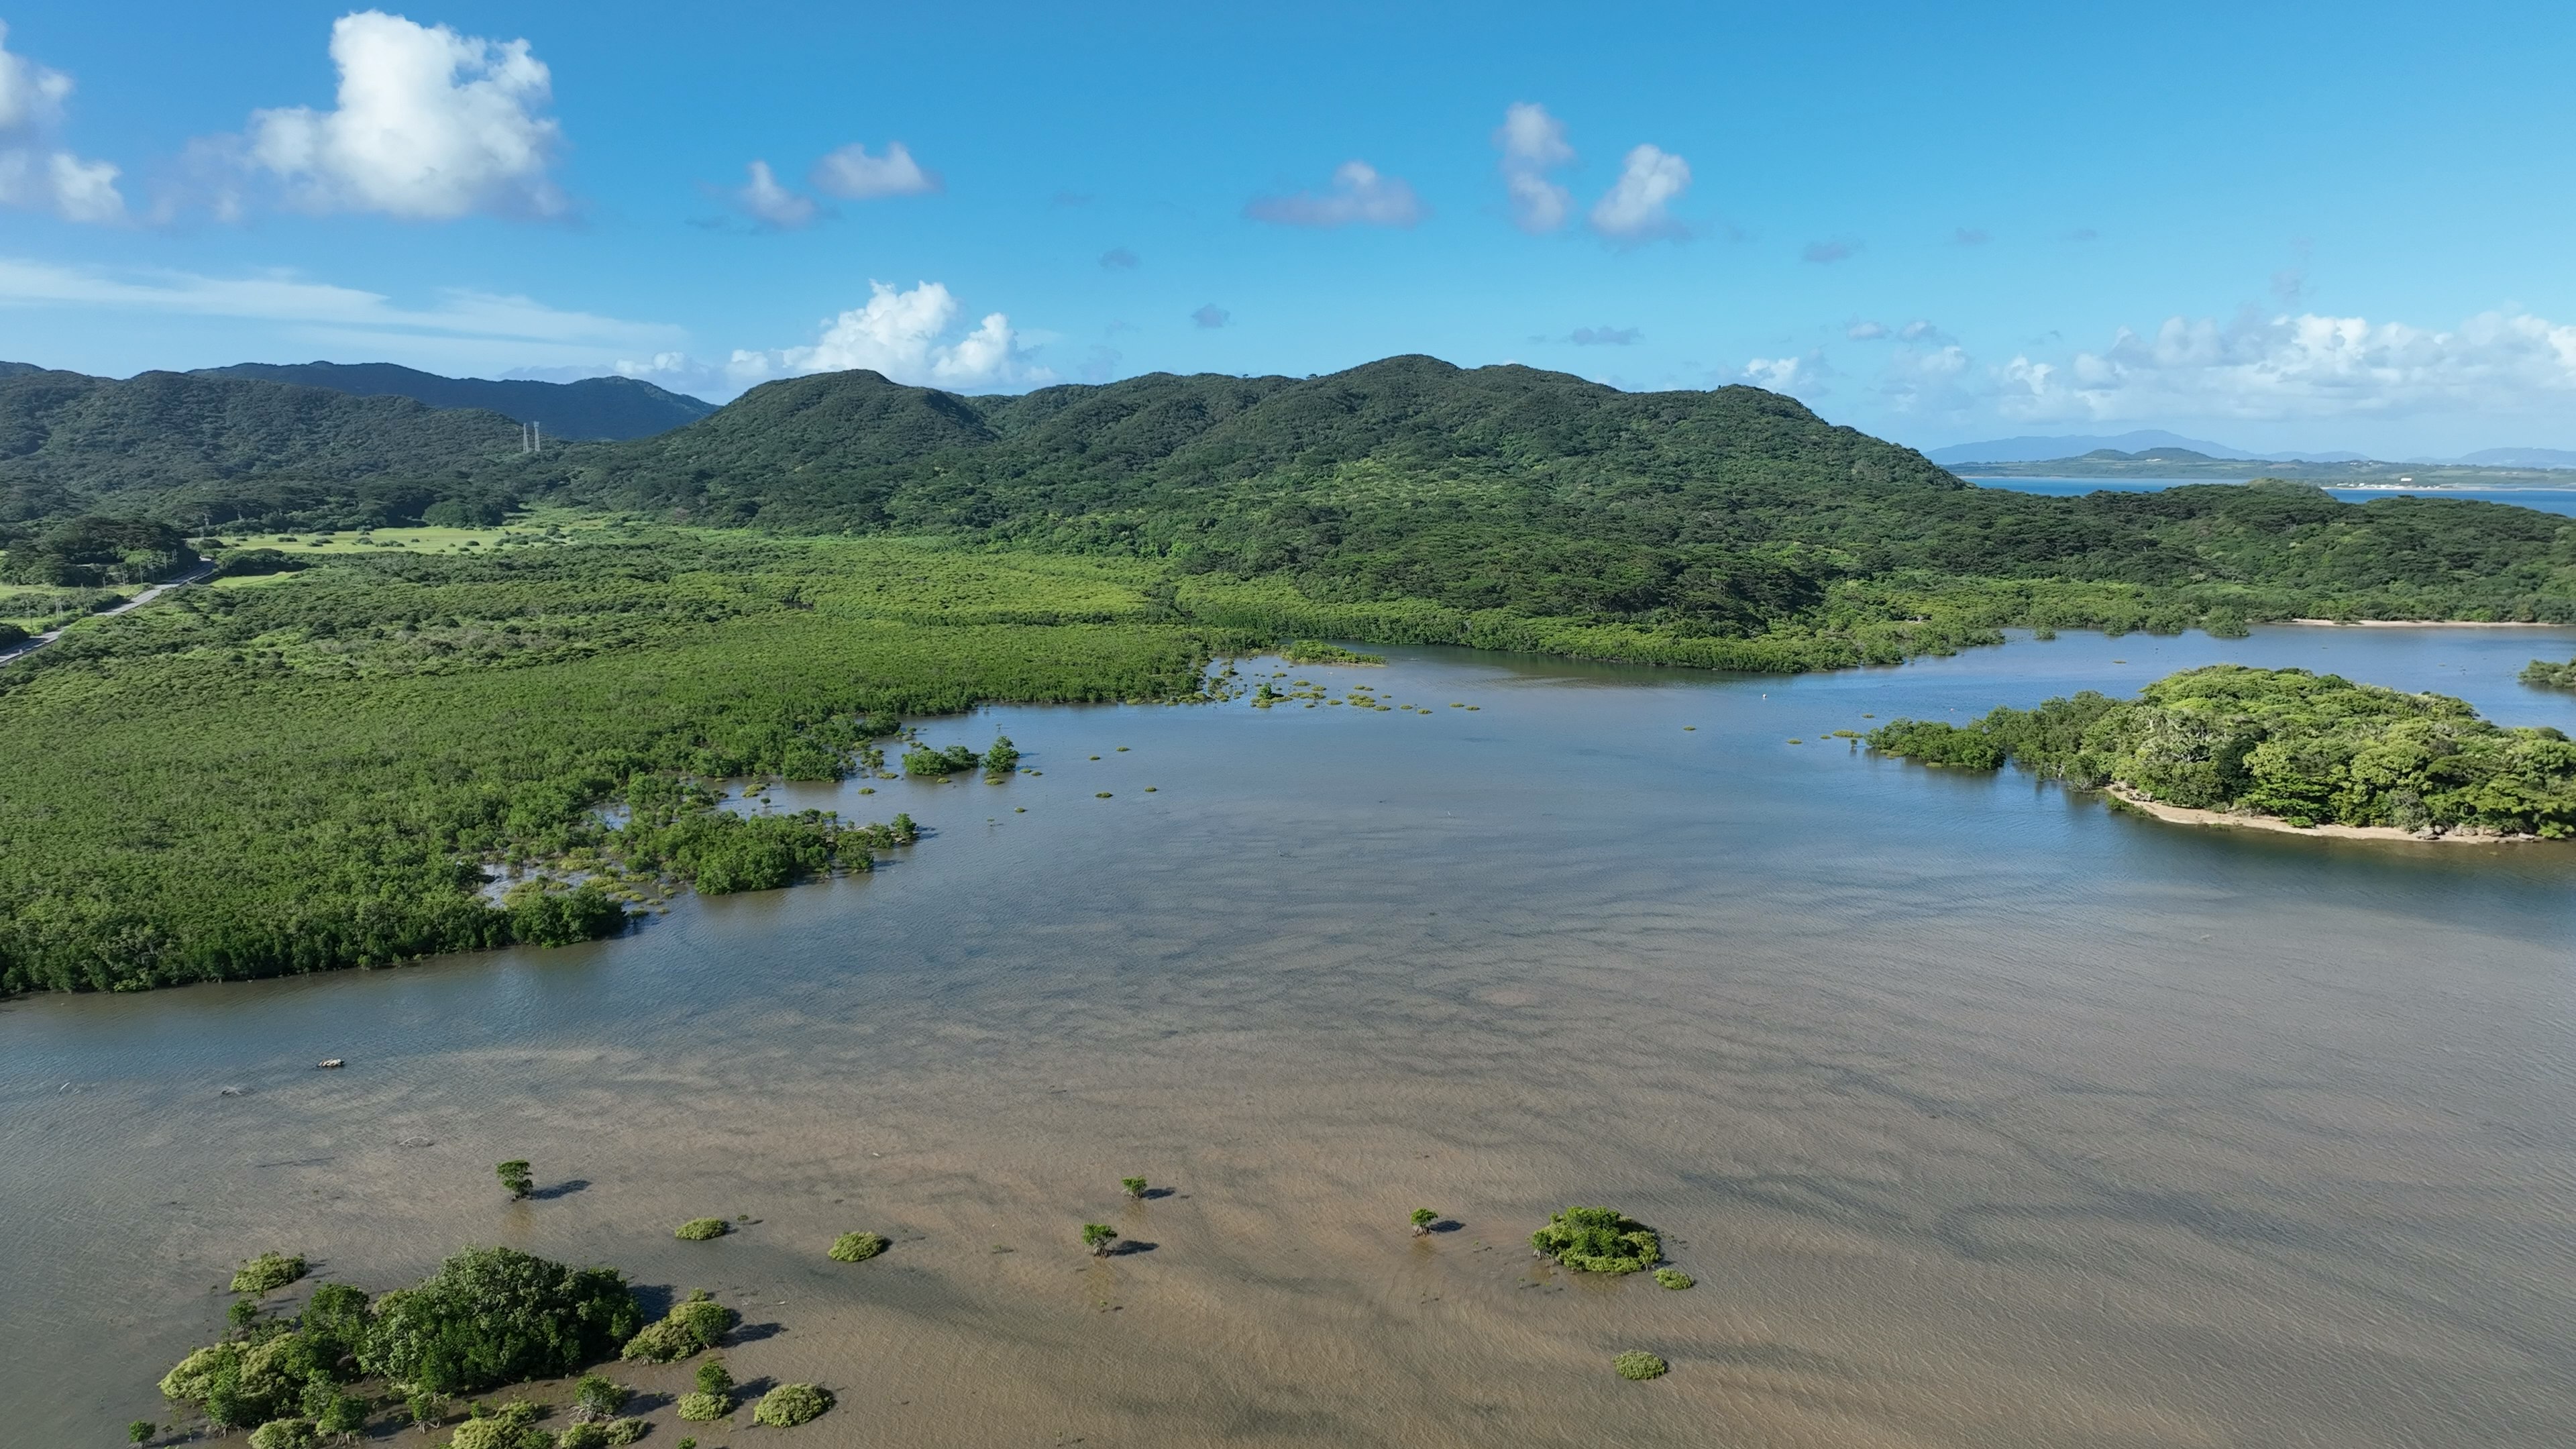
[1,1,2572,455]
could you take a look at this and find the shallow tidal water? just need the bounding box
[6,626,2575,1447]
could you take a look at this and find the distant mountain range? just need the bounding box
[191,362,714,441]
[1932,431,2576,472]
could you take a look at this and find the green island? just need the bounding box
[12,357,2576,991]
[1868,665,2576,838]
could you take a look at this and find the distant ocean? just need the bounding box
[1968,475,2576,520]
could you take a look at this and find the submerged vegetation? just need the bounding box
[827,1231,889,1263]
[1613,1350,1670,1381]
[1280,640,1385,665]
[1869,665,2576,837]
[1653,1268,1695,1291]
[1529,1207,1662,1275]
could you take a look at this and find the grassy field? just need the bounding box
[0,528,1248,992]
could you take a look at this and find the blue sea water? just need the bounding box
[1968,475,2576,518]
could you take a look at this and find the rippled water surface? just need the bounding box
[7,627,2575,1447]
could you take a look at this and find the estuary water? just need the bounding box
[1970,474,2576,517]
[5,627,2575,1447]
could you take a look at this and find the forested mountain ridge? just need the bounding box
[0,367,523,530]
[196,361,715,440]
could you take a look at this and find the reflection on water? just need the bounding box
[5,627,2575,1446]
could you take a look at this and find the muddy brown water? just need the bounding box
[5,627,2574,1446]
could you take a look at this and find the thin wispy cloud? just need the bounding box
[1802,239,1858,264]
[1098,248,1139,270]
[1569,326,1640,346]
[1952,227,1990,246]
[1589,144,1688,244]
[1494,101,1574,233]
[1191,303,1230,329]
[732,160,817,228]
[1847,320,1890,341]
[1244,160,1424,228]
[810,141,940,200]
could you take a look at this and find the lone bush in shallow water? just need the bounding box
[1082,1224,1118,1256]
[1614,1350,1668,1381]
[828,1231,889,1263]
[676,1392,729,1423]
[674,1217,729,1241]
[1654,1267,1694,1290]
[753,1383,834,1427]
[1530,1206,1660,1275]
[230,1252,306,1295]
[621,1291,736,1362]
[1411,1208,1439,1236]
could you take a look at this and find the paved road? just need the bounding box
[0,555,215,666]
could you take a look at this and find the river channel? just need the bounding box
[5,625,2573,1446]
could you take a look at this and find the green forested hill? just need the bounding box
[196,361,714,440]
[0,368,523,530]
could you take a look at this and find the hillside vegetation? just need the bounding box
[197,361,715,439]
[13,358,2576,666]
[1868,665,2576,837]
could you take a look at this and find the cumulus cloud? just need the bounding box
[241,11,565,219]
[1740,349,1833,396]
[0,23,123,222]
[1569,326,1640,346]
[1801,238,1858,264]
[1995,309,2576,423]
[1244,160,1424,228]
[809,141,940,200]
[1192,303,1230,329]
[1098,247,1139,270]
[733,160,817,228]
[1589,144,1688,244]
[719,280,1053,394]
[1493,101,1574,233]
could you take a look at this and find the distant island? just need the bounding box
[1954,447,2575,490]
[1868,664,2575,841]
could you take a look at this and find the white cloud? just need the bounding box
[1493,101,1573,233]
[1244,160,1424,228]
[1995,309,2576,423]
[241,11,564,219]
[0,22,123,222]
[1741,350,1832,397]
[0,255,676,350]
[809,141,941,200]
[718,280,1054,394]
[1846,320,1889,341]
[1589,144,1688,244]
[733,160,817,228]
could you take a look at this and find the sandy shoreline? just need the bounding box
[2103,785,2543,844]
[2283,617,2563,628]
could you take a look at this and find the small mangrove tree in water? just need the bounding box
[1530,1206,1662,1275]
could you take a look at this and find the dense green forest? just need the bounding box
[195,361,714,439]
[0,533,1240,992]
[13,358,2576,668]
[1868,665,2576,837]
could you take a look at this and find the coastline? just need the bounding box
[2284,617,2563,628]
[2102,785,2543,844]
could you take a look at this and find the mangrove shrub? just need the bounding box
[753,1383,835,1428]
[1530,1206,1661,1275]
[358,1246,640,1395]
[828,1231,889,1263]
